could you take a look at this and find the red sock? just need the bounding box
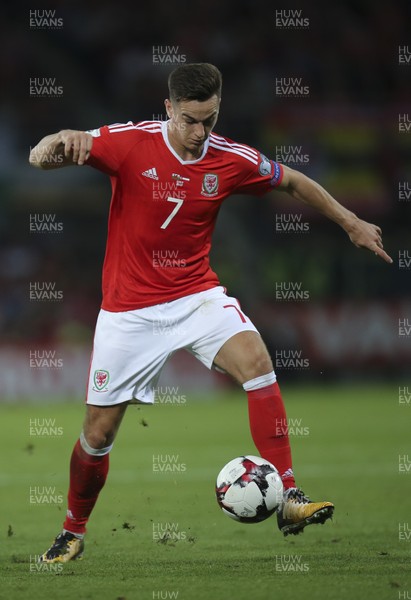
[247,382,296,489]
[63,439,109,535]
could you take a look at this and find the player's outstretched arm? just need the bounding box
[29,129,93,170]
[279,165,393,264]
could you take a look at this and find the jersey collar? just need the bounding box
[161,120,210,165]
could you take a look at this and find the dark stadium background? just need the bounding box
[1,0,410,400]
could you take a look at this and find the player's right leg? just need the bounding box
[39,402,128,563]
[39,306,173,563]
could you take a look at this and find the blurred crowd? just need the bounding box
[0,0,410,360]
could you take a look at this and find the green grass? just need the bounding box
[1,385,410,600]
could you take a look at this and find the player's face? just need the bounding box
[165,95,220,160]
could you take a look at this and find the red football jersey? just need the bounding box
[86,120,283,311]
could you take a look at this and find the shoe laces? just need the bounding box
[284,487,311,504]
[48,532,76,554]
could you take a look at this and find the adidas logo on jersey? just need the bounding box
[142,167,159,180]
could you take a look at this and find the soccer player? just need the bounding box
[29,63,392,563]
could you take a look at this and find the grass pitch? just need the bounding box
[1,384,410,600]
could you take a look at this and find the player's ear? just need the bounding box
[164,99,173,119]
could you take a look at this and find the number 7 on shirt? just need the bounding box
[160,197,184,230]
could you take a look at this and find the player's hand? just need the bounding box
[58,129,93,166]
[346,218,393,264]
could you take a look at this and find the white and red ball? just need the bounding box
[216,455,284,523]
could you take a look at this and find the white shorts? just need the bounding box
[86,286,259,406]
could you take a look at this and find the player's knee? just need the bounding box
[82,429,114,451]
[241,352,273,383]
[252,355,273,378]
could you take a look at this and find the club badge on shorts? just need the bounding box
[93,369,110,392]
[201,173,219,197]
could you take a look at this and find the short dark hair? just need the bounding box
[168,63,222,102]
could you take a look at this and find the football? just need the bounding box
[216,455,284,523]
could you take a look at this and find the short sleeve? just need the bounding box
[235,152,284,196]
[85,122,138,175]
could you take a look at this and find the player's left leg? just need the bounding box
[213,330,334,536]
[213,331,296,489]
